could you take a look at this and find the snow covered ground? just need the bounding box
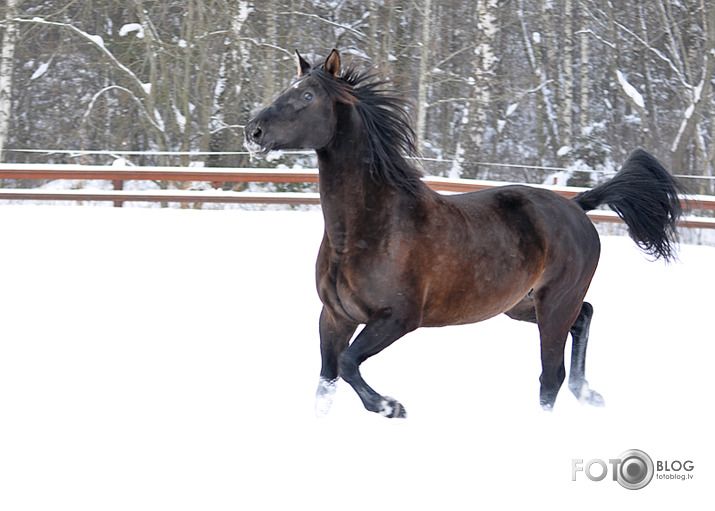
[0,205,712,510]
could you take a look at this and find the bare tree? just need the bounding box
[1,0,713,191]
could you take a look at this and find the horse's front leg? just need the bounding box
[337,308,417,419]
[315,307,357,417]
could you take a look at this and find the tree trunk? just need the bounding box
[578,2,589,139]
[605,1,650,148]
[415,0,432,152]
[669,4,715,192]
[0,0,20,162]
[454,0,498,178]
[561,0,574,155]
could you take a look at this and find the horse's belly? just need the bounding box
[420,266,539,327]
[318,240,542,328]
[421,293,523,327]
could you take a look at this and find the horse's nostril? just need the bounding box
[251,127,263,141]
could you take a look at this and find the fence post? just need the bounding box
[112,180,124,208]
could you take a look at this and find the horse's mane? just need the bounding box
[310,62,425,195]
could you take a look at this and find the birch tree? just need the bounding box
[1,0,713,188]
[453,0,498,178]
[0,0,21,162]
[560,0,574,154]
[415,0,433,152]
[209,0,252,168]
[578,3,590,140]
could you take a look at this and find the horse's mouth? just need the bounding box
[243,138,272,156]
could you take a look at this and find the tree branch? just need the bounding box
[12,17,150,98]
[81,85,164,135]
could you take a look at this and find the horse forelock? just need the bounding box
[309,67,360,106]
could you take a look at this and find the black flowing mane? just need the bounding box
[310,62,425,194]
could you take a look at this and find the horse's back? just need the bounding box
[447,184,599,251]
[444,184,601,286]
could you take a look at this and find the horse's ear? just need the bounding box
[325,49,341,77]
[295,50,311,77]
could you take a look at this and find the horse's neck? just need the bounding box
[316,110,402,251]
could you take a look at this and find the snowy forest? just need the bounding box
[1,0,714,194]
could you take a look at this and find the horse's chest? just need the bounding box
[316,247,389,324]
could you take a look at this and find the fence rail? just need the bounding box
[1,163,713,229]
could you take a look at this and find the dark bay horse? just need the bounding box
[245,50,685,418]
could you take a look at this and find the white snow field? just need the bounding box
[0,205,713,510]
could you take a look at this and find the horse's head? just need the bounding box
[244,50,347,155]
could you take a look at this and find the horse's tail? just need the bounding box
[573,149,686,261]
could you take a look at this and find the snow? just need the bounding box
[119,22,144,39]
[0,206,712,510]
[544,170,571,186]
[173,104,187,131]
[557,145,572,157]
[153,107,164,130]
[87,33,105,48]
[616,70,645,109]
[30,60,51,81]
[112,157,131,167]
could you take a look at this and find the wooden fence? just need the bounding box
[0,163,713,229]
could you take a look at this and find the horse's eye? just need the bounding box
[303,92,314,102]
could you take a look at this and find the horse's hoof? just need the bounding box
[379,397,407,419]
[572,381,605,407]
[581,388,605,407]
[315,378,338,417]
[574,381,605,407]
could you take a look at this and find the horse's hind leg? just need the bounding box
[316,307,358,417]
[534,282,601,411]
[568,302,604,406]
[536,318,570,410]
[505,292,569,408]
[506,293,603,409]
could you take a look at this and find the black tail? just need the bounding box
[573,149,686,261]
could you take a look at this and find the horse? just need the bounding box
[245,49,685,418]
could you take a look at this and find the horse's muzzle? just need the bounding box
[244,119,271,155]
